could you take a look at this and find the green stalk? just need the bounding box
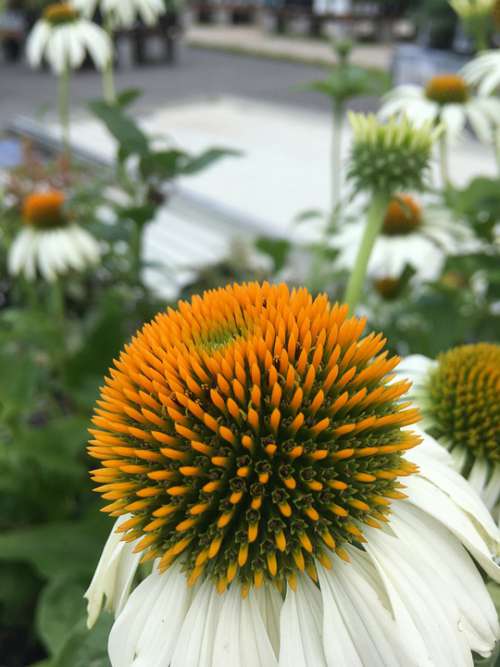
[344,192,389,312]
[131,223,143,285]
[438,132,450,189]
[102,15,116,104]
[331,102,343,212]
[58,65,71,156]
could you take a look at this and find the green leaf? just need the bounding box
[52,614,112,667]
[0,514,110,580]
[255,238,291,272]
[180,147,241,175]
[139,149,188,180]
[36,576,87,655]
[89,101,149,159]
[116,88,142,109]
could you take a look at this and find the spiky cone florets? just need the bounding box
[347,113,438,195]
[424,343,500,463]
[89,283,421,593]
[43,2,79,24]
[22,191,66,229]
[425,74,469,105]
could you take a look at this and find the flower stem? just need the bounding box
[102,15,116,105]
[58,65,71,156]
[131,223,143,285]
[438,133,450,189]
[331,103,343,212]
[344,192,389,312]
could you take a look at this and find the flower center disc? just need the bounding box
[373,277,403,300]
[89,283,421,592]
[425,74,469,105]
[43,3,79,25]
[426,343,500,462]
[382,194,422,236]
[23,191,66,229]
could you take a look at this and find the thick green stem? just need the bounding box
[344,193,389,312]
[102,16,116,104]
[439,133,450,189]
[495,128,500,177]
[331,103,343,212]
[58,66,71,155]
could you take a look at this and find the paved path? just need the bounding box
[186,25,393,70]
[0,44,382,130]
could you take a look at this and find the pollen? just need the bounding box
[426,343,500,462]
[43,2,79,24]
[22,191,66,229]
[382,194,422,236]
[425,74,469,105]
[89,282,421,591]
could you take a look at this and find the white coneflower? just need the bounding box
[8,191,100,282]
[86,283,500,666]
[462,49,500,95]
[399,343,500,516]
[71,0,166,28]
[450,0,495,50]
[380,74,500,187]
[333,193,476,283]
[26,3,111,74]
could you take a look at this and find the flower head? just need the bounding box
[380,75,500,145]
[8,191,100,282]
[22,190,66,228]
[26,4,111,73]
[43,2,79,24]
[373,276,403,300]
[88,284,500,667]
[425,74,469,105]
[347,113,436,194]
[423,344,500,461]
[399,344,500,512]
[332,194,473,281]
[90,283,420,591]
[382,194,422,236]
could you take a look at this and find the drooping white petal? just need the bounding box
[36,232,58,281]
[465,103,493,144]
[407,430,500,556]
[441,104,467,142]
[317,554,413,667]
[279,574,326,667]
[26,20,51,68]
[255,584,282,658]
[212,584,279,667]
[468,458,490,498]
[79,21,111,70]
[365,526,474,667]
[404,472,500,580]
[482,465,500,512]
[84,515,141,628]
[8,228,37,278]
[64,23,86,70]
[46,27,68,74]
[390,502,500,656]
[108,565,191,667]
[396,354,434,389]
[70,225,101,265]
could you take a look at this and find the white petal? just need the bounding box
[171,580,223,667]
[255,585,282,658]
[213,584,278,667]
[8,229,37,278]
[79,21,111,70]
[279,575,326,667]
[46,27,68,74]
[483,465,500,512]
[466,103,493,144]
[396,355,434,388]
[441,105,466,142]
[108,565,190,667]
[84,515,141,628]
[26,21,51,68]
[365,526,473,667]
[317,554,413,666]
[390,502,499,656]
[468,458,490,498]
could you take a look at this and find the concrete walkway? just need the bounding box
[186,25,394,70]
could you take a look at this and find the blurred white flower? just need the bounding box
[398,344,500,517]
[380,74,500,144]
[72,0,166,27]
[450,0,495,20]
[8,191,100,282]
[462,49,500,95]
[332,193,475,281]
[26,2,111,74]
